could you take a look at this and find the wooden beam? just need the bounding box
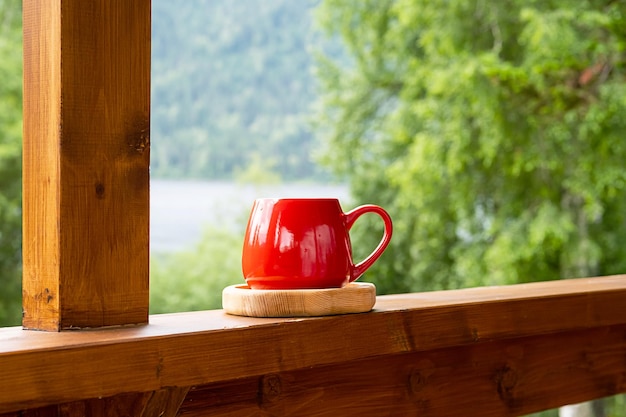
[140,387,191,417]
[1,276,625,414]
[22,0,151,330]
[0,388,190,417]
[4,392,152,417]
[179,325,626,416]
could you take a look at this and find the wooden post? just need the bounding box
[22,0,151,330]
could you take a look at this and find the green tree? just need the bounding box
[314,1,626,415]
[315,0,626,292]
[150,225,245,314]
[0,0,23,327]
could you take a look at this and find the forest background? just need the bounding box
[1,1,626,415]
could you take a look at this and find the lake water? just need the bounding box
[150,180,350,253]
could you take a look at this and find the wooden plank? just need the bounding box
[0,389,189,417]
[0,276,625,413]
[140,387,191,417]
[22,0,62,332]
[58,392,151,417]
[22,0,151,330]
[178,324,626,417]
[0,392,152,417]
[179,379,261,416]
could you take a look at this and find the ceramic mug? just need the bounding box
[241,198,393,290]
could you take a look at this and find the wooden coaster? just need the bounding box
[222,282,376,318]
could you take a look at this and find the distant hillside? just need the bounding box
[151,0,334,181]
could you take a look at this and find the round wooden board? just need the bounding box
[222,282,376,318]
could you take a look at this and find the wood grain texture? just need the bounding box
[22,0,62,332]
[141,387,191,417]
[1,276,625,414]
[0,388,190,417]
[0,392,152,417]
[22,0,151,330]
[222,282,376,317]
[177,325,626,417]
[9,324,623,416]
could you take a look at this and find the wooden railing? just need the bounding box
[2,275,626,416]
[6,1,626,416]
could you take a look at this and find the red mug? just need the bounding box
[241,198,393,290]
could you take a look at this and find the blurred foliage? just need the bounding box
[0,0,23,327]
[233,152,282,185]
[315,0,626,295]
[151,0,338,181]
[150,224,245,313]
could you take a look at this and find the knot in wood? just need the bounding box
[126,113,150,154]
[95,182,105,199]
[260,374,282,403]
[495,365,519,403]
[409,370,427,394]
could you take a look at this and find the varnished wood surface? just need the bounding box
[22,0,151,331]
[178,325,626,417]
[1,276,625,414]
[22,0,63,333]
[0,388,189,417]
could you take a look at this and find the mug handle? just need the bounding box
[344,204,393,282]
